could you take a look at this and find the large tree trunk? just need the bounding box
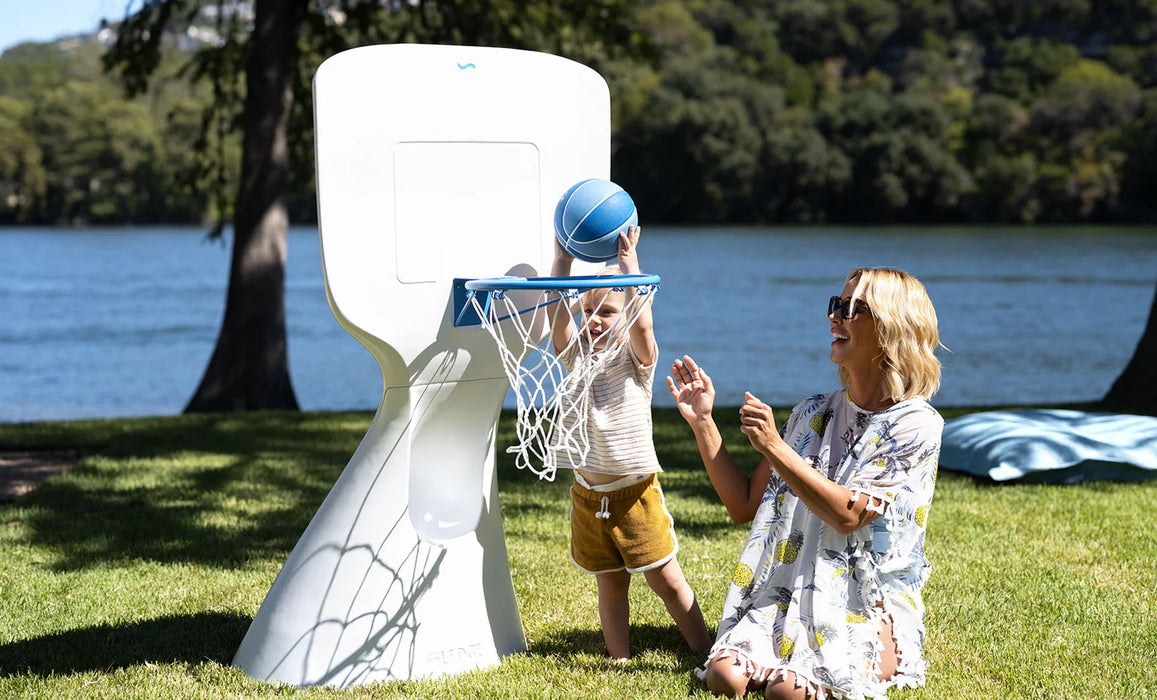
[185,0,304,413]
[1103,284,1157,411]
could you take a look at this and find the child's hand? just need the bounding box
[617,225,641,274]
[554,236,574,262]
[552,236,574,277]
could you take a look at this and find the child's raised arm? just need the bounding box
[549,239,578,354]
[618,226,657,367]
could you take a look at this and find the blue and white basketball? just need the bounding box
[553,178,638,263]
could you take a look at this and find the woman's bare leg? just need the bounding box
[705,651,759,697]
[764,671,812,700]
[764,614,897,698]
[876,611,898,680]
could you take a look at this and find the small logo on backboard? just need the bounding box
[457,62,476,69]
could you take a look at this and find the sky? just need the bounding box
[1,0,140,53]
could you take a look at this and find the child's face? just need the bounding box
[580,289,626,349]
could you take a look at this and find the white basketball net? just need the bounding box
[468,280,659,481]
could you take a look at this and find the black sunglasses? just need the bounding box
[828,295,870,321]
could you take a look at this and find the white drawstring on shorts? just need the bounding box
[596,496,611,520]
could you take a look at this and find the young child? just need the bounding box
[550,225,711,661]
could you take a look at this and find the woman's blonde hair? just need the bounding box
[839,267,942,402]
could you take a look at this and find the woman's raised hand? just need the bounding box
[739,392,780,456]
[667,355,715,424]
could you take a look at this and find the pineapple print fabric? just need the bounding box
[707,390,943,700]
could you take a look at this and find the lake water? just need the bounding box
[1,225,1154,423]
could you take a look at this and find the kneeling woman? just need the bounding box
[668,267,944,700]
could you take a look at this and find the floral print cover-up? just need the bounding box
[707,390,943,700]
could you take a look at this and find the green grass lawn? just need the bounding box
[1,407,1154,699]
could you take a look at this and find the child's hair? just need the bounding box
[840,267,942,402]
[580,265,626,305]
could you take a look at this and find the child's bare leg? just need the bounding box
[642,558,712,653]
[596,570,632,659]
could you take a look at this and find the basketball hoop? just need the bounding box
[453,274,660,480]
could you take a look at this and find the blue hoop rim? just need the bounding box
[463,273,660,292]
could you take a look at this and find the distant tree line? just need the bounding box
[0,41,221,225]
[2,0,1157,226]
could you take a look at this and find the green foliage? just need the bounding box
[988,38,1081,102]
[613,48,784,222]
[2,0,1157,225]
[25,81,163,223]
[1032,59,1142,137]
[1106,42,1157,88]
[815,88,972,221]
[0,98,46,221]
[757,120,852,223]
[0,37,214,224]
[1026,60,1143,219]
[601,1,1156,223]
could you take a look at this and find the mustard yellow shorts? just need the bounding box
[570,473,678,575]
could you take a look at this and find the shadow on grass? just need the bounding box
[10,411,366,572]
[11,402,1065,574]
[0,611,250,676]
[530,622,707,675]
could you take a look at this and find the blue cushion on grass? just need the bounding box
[939,409,1157,483]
